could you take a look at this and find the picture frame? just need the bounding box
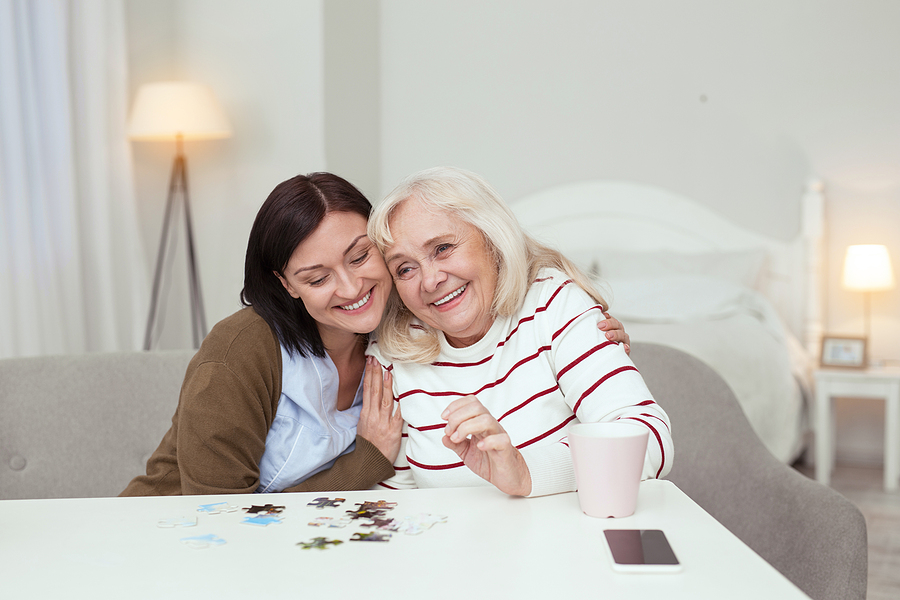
[820,335,867,369]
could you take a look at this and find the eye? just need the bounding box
[435,243,451,255]
[395,265,414,280]
[350,250,370,265]
[308,275,329,286]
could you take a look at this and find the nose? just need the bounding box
[334,268,363,300]
[420,261,447,294]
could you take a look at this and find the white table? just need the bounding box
[814,366,900,491]
[0,480,808,599]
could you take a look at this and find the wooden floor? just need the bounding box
[794,462,900,600]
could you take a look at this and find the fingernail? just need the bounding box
[606,332,614,340]
[599,321,608,330]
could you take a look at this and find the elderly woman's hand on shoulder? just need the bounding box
[600,312,630,355]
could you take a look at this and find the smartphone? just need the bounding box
[603,529,681,573]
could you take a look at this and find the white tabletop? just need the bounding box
[0,480,808,599]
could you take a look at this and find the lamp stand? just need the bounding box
[863,291,871,343]
[143,135,208,350]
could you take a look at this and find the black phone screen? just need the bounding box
[604,529,680,566]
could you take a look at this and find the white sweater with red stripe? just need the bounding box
[367,268,673,497]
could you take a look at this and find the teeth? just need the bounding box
[434,285,466,306]
[339,291,371,311]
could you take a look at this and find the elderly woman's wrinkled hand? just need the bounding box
[440,396,532,496]
[600,312,630,355]
[358,357,404,463]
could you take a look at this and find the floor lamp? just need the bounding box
[128,82,232,350]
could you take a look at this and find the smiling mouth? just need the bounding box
[338,289,372,311]
[433,284,466,306]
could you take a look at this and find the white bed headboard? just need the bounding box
[510,180,825,356]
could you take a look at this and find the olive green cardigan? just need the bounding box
[121,308,394,496]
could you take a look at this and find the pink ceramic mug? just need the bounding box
[569,422,649,518]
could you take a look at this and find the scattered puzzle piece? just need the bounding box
[307,497,346,509]
[360,517,399,531]
[308,516,353,528]
[350,531,392,542]
[180,533,226,549]
[396,513,448,535]
[243,504,285,515]
[157,516,198,528]
[345,508,387,520]
[197,502,239,514]
[354,500,397,512]
[298,536,344,550]
[241,514,284,526]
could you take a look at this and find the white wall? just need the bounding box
[126,0,326,348]
[323,0,381,201]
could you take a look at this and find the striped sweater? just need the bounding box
[367,268,673,497]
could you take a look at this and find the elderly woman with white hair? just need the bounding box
[366,167,673,497]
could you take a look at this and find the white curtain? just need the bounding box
[0,0,146,358]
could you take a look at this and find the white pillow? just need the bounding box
[600,275,751,322]
[578,249,767,290]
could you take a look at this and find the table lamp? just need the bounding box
[128,81,232,350]
[841,244,896,345]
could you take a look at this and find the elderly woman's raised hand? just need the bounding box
[359,357,404,463]
[441,396,532,496]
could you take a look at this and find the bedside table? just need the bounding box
[813,366,900,491]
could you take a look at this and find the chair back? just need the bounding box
[630,342,867,600]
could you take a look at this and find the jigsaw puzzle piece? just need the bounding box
[197,502,239,514]
[180,533,226,549]
[307,497,346,509]
[157,516,198,528]
[396,513,448,535]
[241,514,284,526]
[298,536,344,550]
[350,531,392,542]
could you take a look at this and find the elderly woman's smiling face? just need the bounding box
[384,199,498,348]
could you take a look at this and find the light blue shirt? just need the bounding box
[256,345,363,493]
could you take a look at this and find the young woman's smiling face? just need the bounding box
[277,211,392,342]
[384,200,498,348]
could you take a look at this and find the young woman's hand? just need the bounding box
[600,312,630,355]
[441,395,532,497]
[358,357,403,463]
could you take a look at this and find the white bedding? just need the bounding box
[602,275,810,463]
[511,179,824,465]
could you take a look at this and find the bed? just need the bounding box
[510,180,825,463]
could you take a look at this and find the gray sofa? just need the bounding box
[0,343,866,599]
[1,349,194,500]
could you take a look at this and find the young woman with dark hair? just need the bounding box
[122,173,400,495]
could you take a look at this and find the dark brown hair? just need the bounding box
[241,172,371,357]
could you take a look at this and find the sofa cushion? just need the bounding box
[0,350,193,499]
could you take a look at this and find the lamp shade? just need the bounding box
[128,81,232,141]
[841,244,896,291]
